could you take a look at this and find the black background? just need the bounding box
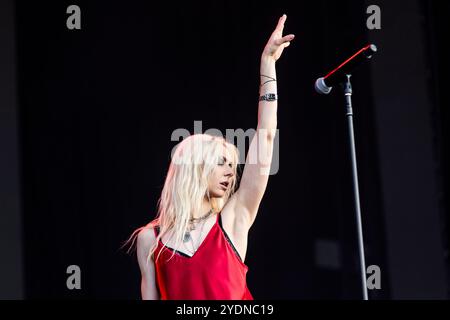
[11,0,450,299]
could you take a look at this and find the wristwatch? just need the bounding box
[259,93,278,102]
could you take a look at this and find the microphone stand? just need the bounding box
[342,74,368,300]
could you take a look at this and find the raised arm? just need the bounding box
[235,14,295,228]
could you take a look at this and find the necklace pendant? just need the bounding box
[183,231,191,243]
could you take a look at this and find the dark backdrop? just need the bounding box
[11,0,450,299]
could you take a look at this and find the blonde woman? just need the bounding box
[127,14,294,300]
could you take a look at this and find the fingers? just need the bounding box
[275,34,295,46]
[275,14,287,33]
[279,41,290,52]
[284,34,295,41]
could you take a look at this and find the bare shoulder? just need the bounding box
[136,225,157,257]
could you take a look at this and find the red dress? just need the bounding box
[152,212,253,300]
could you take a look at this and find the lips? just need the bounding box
[220,181,229,189]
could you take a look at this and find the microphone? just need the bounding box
[315,44,377,94]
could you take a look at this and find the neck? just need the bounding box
[192,196,215,219]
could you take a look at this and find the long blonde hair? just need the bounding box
[124,134,240,264]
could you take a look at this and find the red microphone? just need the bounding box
[315,44,377,94]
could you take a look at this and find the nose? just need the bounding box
[225,167,233,178]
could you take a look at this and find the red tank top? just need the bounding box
[153,212,253,300]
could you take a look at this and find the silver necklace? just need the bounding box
[183,209,213,243]
[184,217,207,255]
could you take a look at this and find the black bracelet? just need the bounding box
[259,93,278,102]
[260,74,277,87]
[260,74,276,81]
[261,79,277,86]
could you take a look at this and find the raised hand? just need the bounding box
[261,14,295,62]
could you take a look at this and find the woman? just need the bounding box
[128,14,294,300]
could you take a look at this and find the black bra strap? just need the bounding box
[218,214,243,262]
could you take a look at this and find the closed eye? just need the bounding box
[218,156,233,169]
[218,156,227,166]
